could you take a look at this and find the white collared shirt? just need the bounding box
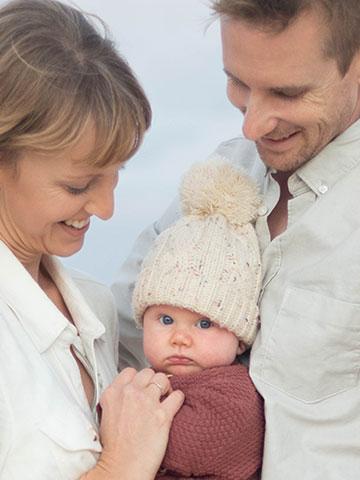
[113,119,360,479]
[0,241,119,479]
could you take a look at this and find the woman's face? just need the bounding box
[0,127,121,261]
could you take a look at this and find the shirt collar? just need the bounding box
[263,119,360,196]
[0,241,105,353]
[43,256,105,342]
[295,119,360,195]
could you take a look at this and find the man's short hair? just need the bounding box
[211,0,360,76]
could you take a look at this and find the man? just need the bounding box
[112,1,360,478]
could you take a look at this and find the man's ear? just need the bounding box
[237,341,247,355]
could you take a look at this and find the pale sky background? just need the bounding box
[61,0,241,284]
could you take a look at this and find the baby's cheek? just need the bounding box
[201,346,237,368]
[143,336,159,366]
[200,338,239,368]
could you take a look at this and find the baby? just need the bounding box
[132,158,265,480]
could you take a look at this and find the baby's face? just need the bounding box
[143,305,244,376]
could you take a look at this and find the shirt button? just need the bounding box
[257,204,268,216]
[318,183,328,194]
[90,427,98,442]
[97,372,103,390]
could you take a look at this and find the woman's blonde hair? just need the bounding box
[0,0,151,166]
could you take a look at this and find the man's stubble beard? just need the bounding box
[255,141,318,172]
[255,123,335,172]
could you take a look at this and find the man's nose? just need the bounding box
[241,94,279,141]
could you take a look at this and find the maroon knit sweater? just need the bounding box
[156,364,264,480]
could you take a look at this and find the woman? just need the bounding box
[0,0,184,478]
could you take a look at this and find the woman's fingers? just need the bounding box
[147,372,171,397]
[100,367,137,409]
[97,367,184,479]
[113,366,137,385]
[131,367,157,387]
[101,368,176,410]
[161,389,185,418]
[117,368,171,397]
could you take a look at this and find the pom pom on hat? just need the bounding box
[181,157,261,227]
[132,156,263,345]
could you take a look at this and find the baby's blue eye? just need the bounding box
[160,315,174,326]
[196,319,212,329]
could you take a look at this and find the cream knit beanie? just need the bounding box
[132,157,262,345]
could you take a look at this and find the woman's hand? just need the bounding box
[82,367,184,480]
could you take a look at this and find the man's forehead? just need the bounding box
[220,8,328,52]
[220,11,335,83]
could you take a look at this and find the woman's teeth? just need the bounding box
[64,219,89,229]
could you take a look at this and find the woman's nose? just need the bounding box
[85,173,118,220]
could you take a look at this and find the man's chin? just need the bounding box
[256,146,308,172]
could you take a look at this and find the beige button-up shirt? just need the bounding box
[0,241,119,479]
[249,120,360,479]
[113,119,360,479]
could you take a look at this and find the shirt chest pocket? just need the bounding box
[38,410,102,479]
[259,287,360,403]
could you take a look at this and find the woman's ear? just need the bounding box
[237,341,247,355]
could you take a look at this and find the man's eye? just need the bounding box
[196,319,212,329]
[66,184,90,195]
[159,315,174,326]
[275,91,302,101]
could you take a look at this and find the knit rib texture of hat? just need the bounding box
[132,157,262,345]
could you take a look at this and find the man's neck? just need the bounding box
[267,171,292,240]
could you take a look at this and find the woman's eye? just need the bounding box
[159,315,174,326]
[196,319,212,329]
[66,184,90,195]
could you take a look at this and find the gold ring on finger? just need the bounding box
[149,381,164,395]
